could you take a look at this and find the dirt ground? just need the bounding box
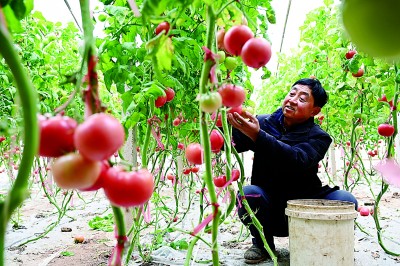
[3,164,400,266]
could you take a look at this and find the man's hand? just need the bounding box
[227,111,260,142]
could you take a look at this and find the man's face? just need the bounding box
[282,84,320,126]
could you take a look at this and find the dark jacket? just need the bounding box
[232,108,338,200]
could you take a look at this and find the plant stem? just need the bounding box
[0,20,38,266]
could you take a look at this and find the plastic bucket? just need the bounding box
[285,199,357,266]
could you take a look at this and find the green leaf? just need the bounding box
[88,213,114,232]
[61,251,74,256]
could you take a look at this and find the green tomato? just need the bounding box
[199,92,222,113]
[98,14,107,22]
[217,51,226,63]
[341,0,400,58]
[224,57,239,70]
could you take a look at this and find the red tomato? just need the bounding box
[231,169,240,181]
[74,113,125,161]
[213,175,227,188]
[218,84,246,107]
[173,118,181,126]
[103,167,154,207]
[183,168,191,175]
[223,25,254,56]
[39,115,77,157]
[211,112,223,127]
[217,29,225,50]
[210,130,224,153]
[165,87,175,102]
[185,143,204,165]
[241,38,272,69]
[191,166,200,173]
[345,50,357,59]
[199,92,222,113]
[358,206,370,216]
[378,123,395,137]
[166,173,175,180]
[79,160,110,191]
[155,21,170,35]
[0,136,6,142]
[52,153,102,189]
[155,95,167,108]
[227,105,243,115]
[177,142,185,150]
[352,68,364,77]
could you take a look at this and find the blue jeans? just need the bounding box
[237,185,358,250]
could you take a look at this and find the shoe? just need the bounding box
[244,244,277,264]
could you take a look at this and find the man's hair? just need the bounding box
[292,78,328,108]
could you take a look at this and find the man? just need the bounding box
[227,78,358,264]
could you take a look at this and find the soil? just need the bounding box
[3,156,400,266]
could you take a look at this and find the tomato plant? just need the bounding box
[74,113,125,161]
[51,153,102,189]
[223,25,254,56]
[218,84,246,107]
[103,167,154,207]
[38,115,77,157]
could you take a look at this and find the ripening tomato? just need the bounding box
[103,167,154,207]
[211,112,223,127]
[217,29,225,50]
[352,68,364,78]
[52,153,102,189]
[74,113,125,161]
[345,50,357,59]
[227,105,243,115]
[199,92,222,113]
[378,123,395,137]
[218,84,246,107]
[173,118,181,126]
[231,169,240,181]
[155,95,167,108]
[79,160,110,191]
[185,143,203,165]
[341,0,400,58]
[155,21,170,35]
[210,129,224,153]
[241,38,272,69]
[39,115,77,157]
[165,87,175,102]
[223,25,254,56]
[213,175,227,188]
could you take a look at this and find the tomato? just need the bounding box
[218,84,246,107]
[52,153,102,189]
[74,235,85,244]
[213,175,227,188]
[224,57,239,70]
[358,206,370,216]
[165,87,175,102]
[173,117,181,126]
[217,50,226,63]
[166,173,175,181]
[103,167,154,207]
[345,50,357,59]
[155,21,170,35]
[191,166,200,173]
[38,115,77,157]
[241,38,272,69]
[177,142,185,150]
[155,95,167,108]
[0,136,6,143]
[227,105,243,115]
[211,112,223,127]
[378,123,395,137]
[74,113,125,161]
[352,68,364,78]
[183,168,191,175]
[231,169,240,181]
[341,0,400,58]
[185,143,203,165]
[210,129,224,153]
[217,29,225,50]
[223,25,254,56]
[80,160,110,191]
[199,92,222,113]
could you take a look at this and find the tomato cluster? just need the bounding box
[155,87,175,108]
[38,112,154,207]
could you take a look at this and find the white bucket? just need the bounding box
[285,199,357,266]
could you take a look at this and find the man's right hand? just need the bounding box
[227,111,260,142]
